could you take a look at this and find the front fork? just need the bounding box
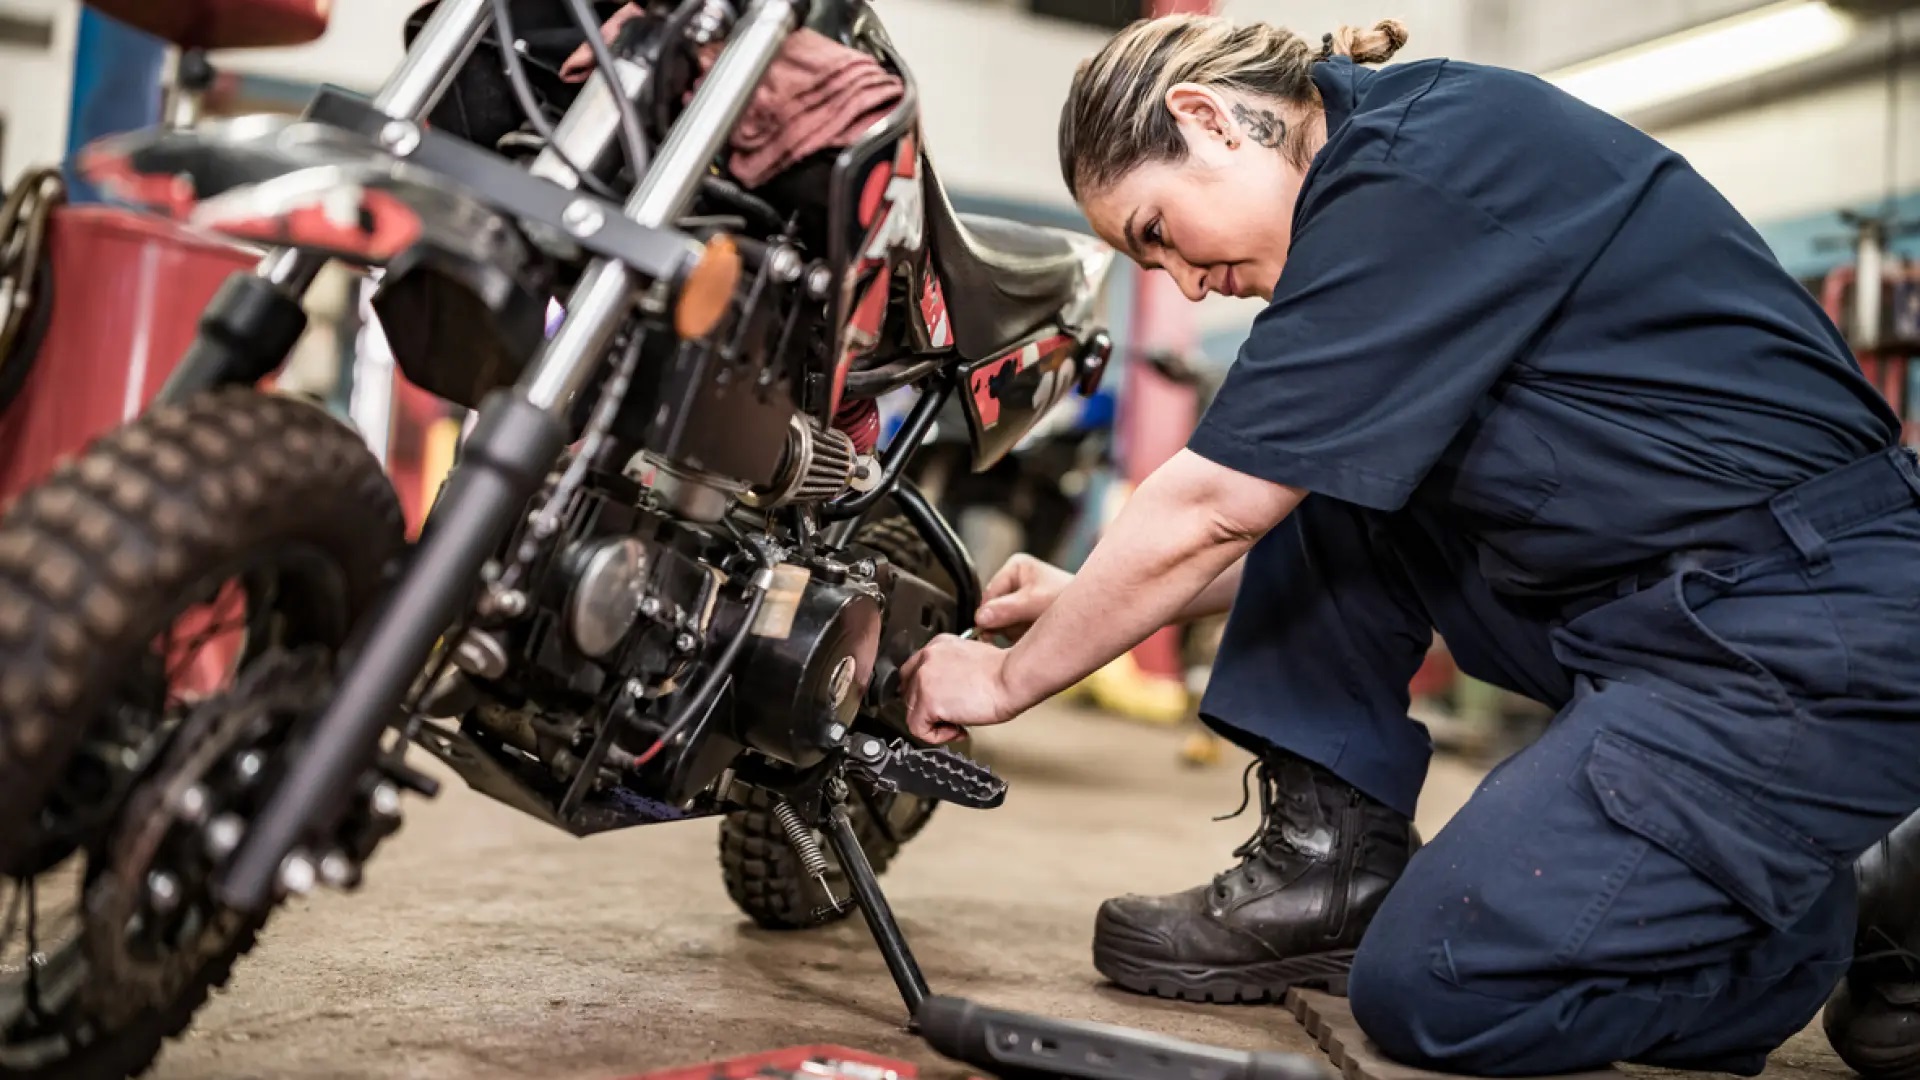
[213,0,807,913]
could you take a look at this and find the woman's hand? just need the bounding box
[975,554,1074,640]
[901,635,1021,744]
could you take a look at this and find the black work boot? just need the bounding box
[1093,751,1418,1003]
[1825,810,1920,1080]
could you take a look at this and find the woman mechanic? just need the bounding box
[899,15,1920,1077]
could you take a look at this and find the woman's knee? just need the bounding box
[1348,932,1477,1071]
[1347,909,1582,1076]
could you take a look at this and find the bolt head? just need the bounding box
[235,750,265,782]
[675,632,698,654]
[279,853,317,896]
[379,120,421,156]
[563,199,606,239]
[146,870,180,913]
[768,246,803,282]
[319,851,356,889]
[369,783,402,819]
[639,597,663,618]
[205,814,244,860]
[825,722,848,744]
[175,784,209,824]
[862,738,882,758]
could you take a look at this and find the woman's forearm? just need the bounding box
[997,451,1302,708]
[1176,556,1246,622]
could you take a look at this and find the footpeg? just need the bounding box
[845,736,1006,809]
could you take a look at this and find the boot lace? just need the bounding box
[1209,760,1296,892]
[1856,926,1920,976]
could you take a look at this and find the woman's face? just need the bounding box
[1080,85,1316,303]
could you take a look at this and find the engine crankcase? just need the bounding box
[730,567,881,769]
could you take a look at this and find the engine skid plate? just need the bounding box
[409,719,721,837]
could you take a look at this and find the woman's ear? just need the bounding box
[1164,83,1236,146]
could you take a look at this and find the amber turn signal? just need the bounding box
[675,234,741,340]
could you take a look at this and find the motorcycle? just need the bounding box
[0,0,1115,1074]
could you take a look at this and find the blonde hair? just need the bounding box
[1058,15,1409,200]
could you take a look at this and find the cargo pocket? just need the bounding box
[1586,731,1842,933]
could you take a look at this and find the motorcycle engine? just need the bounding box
[429,425,935,820]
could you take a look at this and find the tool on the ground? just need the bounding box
[917,995,1333,1080]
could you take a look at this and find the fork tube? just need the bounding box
[264,0,494,298]
[522,0,801,414]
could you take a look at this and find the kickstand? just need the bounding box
[821,800,930,1025]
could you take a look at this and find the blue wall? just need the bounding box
[64,9,166,204]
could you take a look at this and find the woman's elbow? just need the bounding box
[1154,450,1303,548]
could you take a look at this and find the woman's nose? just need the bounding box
[1169,264,1208,302]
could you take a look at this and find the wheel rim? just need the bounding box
[1,546,350,1072]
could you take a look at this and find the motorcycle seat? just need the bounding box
[921,154,1094,360]
[83,0,330,50]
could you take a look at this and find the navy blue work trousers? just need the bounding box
[1199,448,1920,1076]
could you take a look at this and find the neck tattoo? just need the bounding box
[1230,103,1286,149]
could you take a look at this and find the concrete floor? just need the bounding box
[146,703,1855,1080]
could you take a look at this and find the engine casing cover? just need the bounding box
[729,569,881,768]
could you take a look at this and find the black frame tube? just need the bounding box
[892,478,979,634]
[823,376,951,522]
[843,356,944,399]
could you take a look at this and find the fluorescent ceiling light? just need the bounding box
[1544,0,1857,117]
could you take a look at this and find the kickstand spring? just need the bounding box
[821,802,929,1023]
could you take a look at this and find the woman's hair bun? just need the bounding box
[1327,19,1409,64]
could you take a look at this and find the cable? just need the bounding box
[649,0,708,137]
[487,0,622,201]
[562,0,652,187]
[631,585,768,766]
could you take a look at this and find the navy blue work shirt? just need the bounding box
[1186,56,1901,598]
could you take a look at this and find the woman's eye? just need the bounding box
[1144,221,1164,247]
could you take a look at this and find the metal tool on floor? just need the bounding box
[917,995,1332,1080]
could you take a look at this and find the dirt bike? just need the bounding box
[0,0,1115,1074]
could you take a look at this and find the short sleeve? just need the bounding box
[1186,163,1574,511]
